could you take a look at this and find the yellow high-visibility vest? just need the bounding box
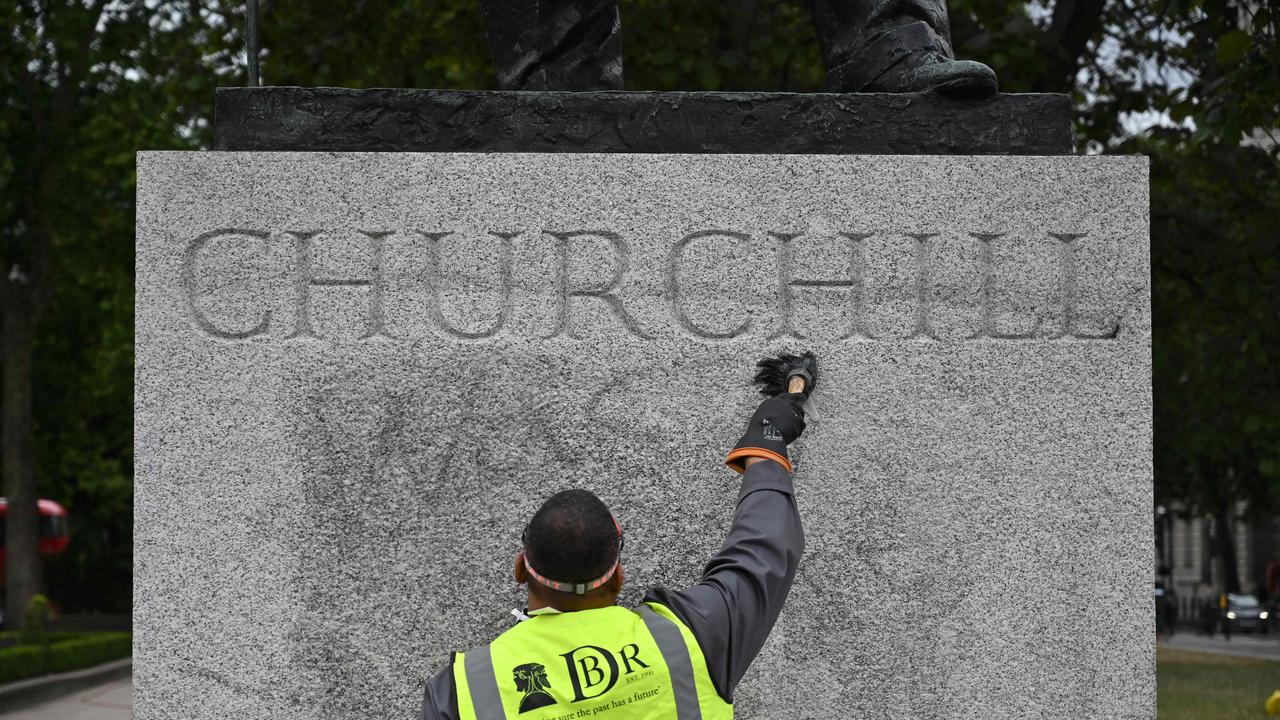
[453,602,733,719]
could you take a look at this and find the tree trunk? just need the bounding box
[1031,0,1107,93]
[1216,503,1242,594]
[2,294,41,627]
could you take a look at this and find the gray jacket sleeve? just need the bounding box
[642,459,805,702]
[417,460,804,717]
[417,656,458,720]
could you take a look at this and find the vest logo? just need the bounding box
[560,644,649,703]
[512,662,556,713]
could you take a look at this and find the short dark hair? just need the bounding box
[523,489,619,586]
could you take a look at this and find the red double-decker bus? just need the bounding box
[0,499,71,583]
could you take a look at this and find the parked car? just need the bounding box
[1224,593,1270,634]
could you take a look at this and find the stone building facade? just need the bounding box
[1159,504,1280,617]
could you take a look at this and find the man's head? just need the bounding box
[515,488,624,610]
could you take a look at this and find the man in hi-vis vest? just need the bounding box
[417,388,809,719]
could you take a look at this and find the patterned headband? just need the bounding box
[522,516,623,596]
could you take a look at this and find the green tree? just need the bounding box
[258,0,491,88]
[1,0,241,621]
[3,0,1275,616]
[1107,2,1277,593]
[953,0,1279,590]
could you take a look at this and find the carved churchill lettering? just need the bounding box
[182,228,271,340]
[417,231,515,339]
[968,233,1035,340]
[968,232,1122,340]
[770,232,873,341]
[908,233,938,340]
[1053,233,1121,340]
[287,230,390,340]
[668,230,752,340]
[179,226,1124,343]
[544,231,649,340]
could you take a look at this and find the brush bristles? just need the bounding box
[753,350,818,396]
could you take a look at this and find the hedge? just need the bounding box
[0,632,131,685]
[0,631,87,646]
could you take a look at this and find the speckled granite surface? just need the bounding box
[134,153,1152,719]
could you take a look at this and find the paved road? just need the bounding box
[0,677,130,720]
[1162,631,1280,661]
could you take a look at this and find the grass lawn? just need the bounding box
[1159,646,1280,719]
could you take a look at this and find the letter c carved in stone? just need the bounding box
[182,228,271,340]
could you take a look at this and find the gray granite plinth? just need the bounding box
[212,88,1073,155]
[134,152,1152,719]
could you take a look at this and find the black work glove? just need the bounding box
[725,393,807,474]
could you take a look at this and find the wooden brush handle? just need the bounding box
[787,375,807,394]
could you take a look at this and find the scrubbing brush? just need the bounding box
[753,350,818,397]
[725,351,821,474]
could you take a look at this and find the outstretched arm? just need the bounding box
[422,385,810,715]
[642,453,805,702]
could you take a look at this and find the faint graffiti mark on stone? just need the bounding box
[287,230,390,340]
[770,232,874,341]
[668,230,752,340]
[417,231,516,340]
[183,228,271,340]
[1053,233,1121,340]
[544,231,650,340]
[908,233,939,340]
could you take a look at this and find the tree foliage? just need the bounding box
[2,0,241,614]
[954,0,1280,523]
[1,0,1276,611]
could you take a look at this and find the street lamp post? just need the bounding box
[1155,505,1173,630]
[246,0,260,87]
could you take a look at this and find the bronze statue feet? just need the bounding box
[864,53,998,96]
[827,21,999,97]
